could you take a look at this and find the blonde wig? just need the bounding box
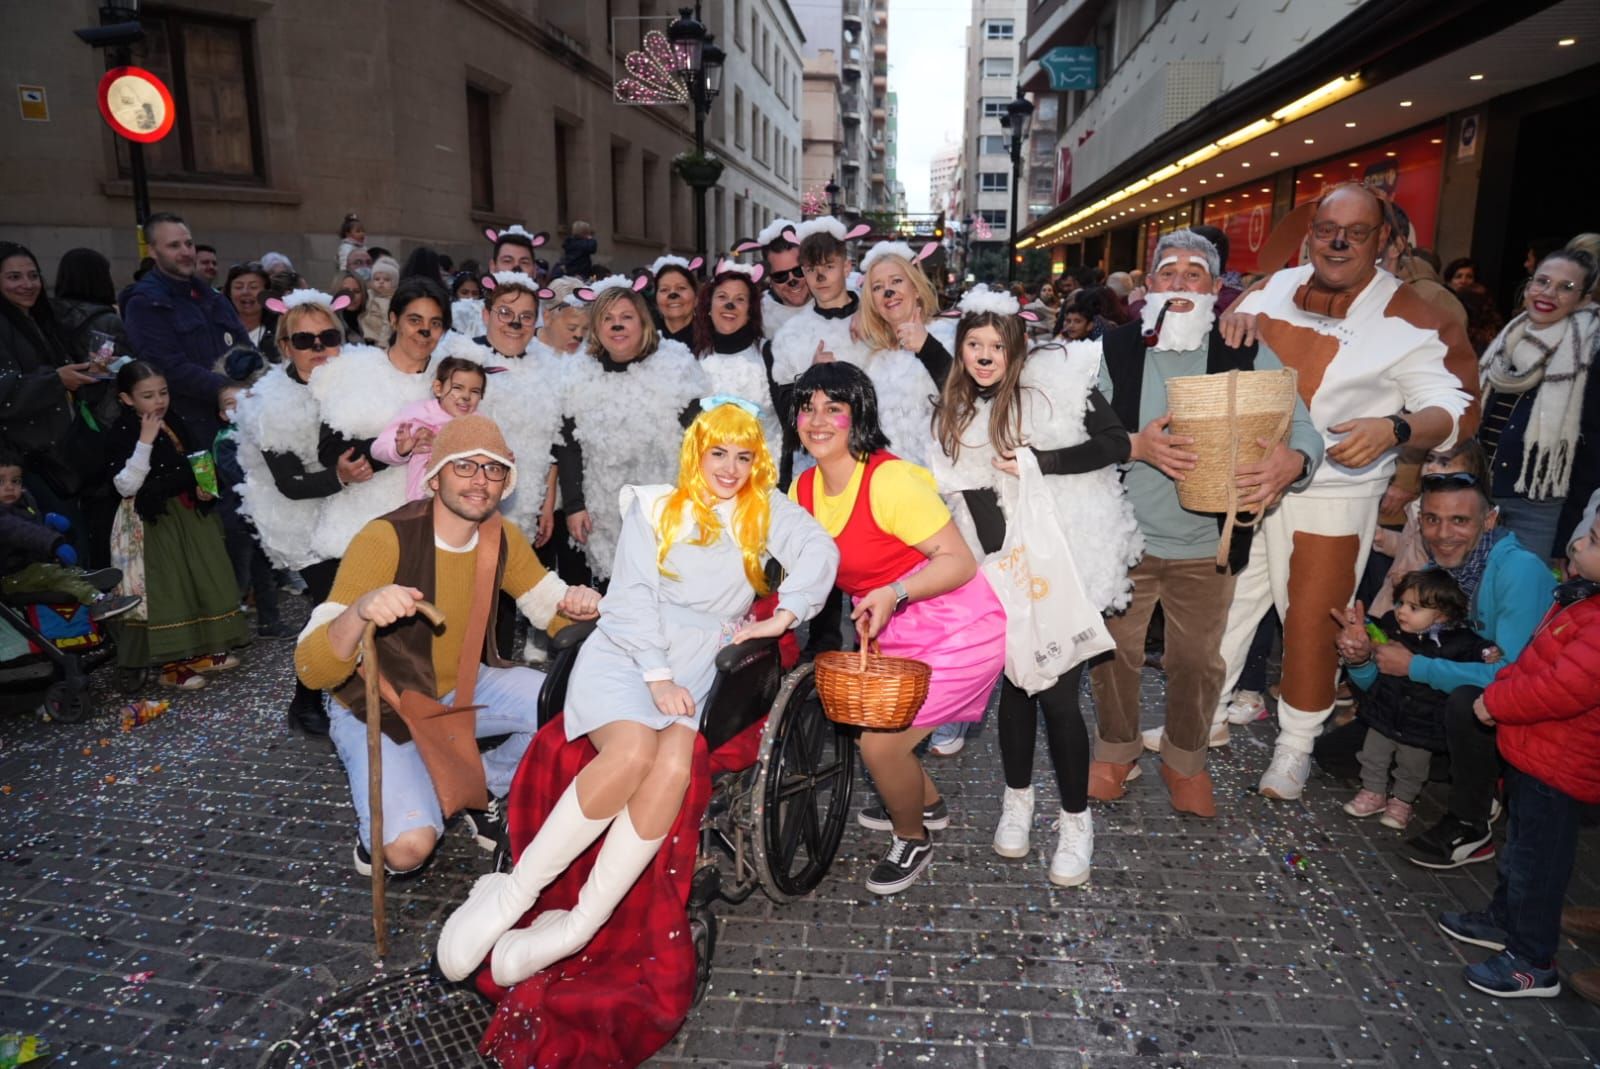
[858,253,941,353]
[654,401,777,593]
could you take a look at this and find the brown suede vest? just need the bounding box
[332,499,509,742]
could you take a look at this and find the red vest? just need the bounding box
[796,451,927,598]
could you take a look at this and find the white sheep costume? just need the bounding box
[307,342,439,561]
[565,337,711,580]
[234,363,327,571]
[430,331,565,535]
[698,261,782,460]
[928,286,1144,612]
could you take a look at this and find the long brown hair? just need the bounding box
[933,311,1030,461]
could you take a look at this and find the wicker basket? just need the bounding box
[814,640,931,731]
[1166,368,1299,514]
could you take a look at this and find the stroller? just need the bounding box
[0,567,121,723]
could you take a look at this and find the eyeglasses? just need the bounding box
[289,329,343,352]
[1310,222,1378,244]
[767,267,804,285]
[492,305,538,328]
[1420,472,1480,491]
[1527,274,1581,296]
[448,458,509,481]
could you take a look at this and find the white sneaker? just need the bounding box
[1140,726,1163,753]
[1225,689,1268,725]
[993,786,1034,858]
[1049,809,1093,887]
[1143,724,1228,751]
[928,722,967,757]
[1258,746,1312,800]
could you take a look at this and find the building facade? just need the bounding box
[1,0,802,281]
[958,0,1026,257]
[801,50,844,214]
[929,144,961,218]
[1017,0,1599,308]
[796,0,878,213]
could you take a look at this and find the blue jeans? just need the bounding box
[1497,494,1566,563]
[327,663,546,850]
[1486,765,1582,965]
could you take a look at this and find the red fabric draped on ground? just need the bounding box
[475,711,711,1069]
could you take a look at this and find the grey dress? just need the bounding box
[563,484,840,739]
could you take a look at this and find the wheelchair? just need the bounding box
[533,618,856,1004]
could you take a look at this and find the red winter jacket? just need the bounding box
[1483,592,1600,803]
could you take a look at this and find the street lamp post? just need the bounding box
[959,213,974,280]
[1002,87,1034,284]
[75,1,150,254]
[826,175,841,219]
[669,6,725,269]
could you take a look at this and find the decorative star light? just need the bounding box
[614,30,691,105]
[800,187,830,217]
[973,216,994,240]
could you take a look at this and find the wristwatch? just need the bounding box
[890,581,910,610]
[1386,414,1412,446]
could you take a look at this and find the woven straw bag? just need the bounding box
[814,639,931,730]
[1166,367,1299,565]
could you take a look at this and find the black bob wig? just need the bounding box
[790,362,892,461]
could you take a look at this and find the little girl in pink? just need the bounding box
[371,356,489,500]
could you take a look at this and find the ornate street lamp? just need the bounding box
[669,6,725,271]
[1002,87,1034,283]
[826,175,841,218]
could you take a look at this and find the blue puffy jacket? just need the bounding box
[122,269,255,442]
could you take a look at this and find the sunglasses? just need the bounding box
[448,458,509,481]
[767,267,804,285]
[1420,472,1481,491]
[289,328,343,352]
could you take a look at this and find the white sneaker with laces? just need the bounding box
[1140,726,1163,753]
[1225,689,1268,725]
[1258,746,1312,800]
[1143,724,1228,751]
[1049,809,1093,887]
[993,786,1034,858]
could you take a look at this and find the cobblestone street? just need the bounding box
[2,601,1598,1068]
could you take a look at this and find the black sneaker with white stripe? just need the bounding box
[857,798,949,832]
[462,796,506,853]
[1407,814,1494,870]
[865,835,933,895]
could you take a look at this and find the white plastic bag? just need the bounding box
[981,448,1115,694]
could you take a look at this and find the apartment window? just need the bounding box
[734,87,745,148]
[979,172,1008,193]
[751,11,760,66]
[982,57,1013,79]
[642,152,661,240]
[980,134,1007,155]
[751,103,761,159]
[985,19,1014,40]
[466,86,497,212]
[734,0,744,46]
[979,209,1008,228]
[610,143,628,234]
[982,98,1008,118]
[121,9,262,181]
[554,121,573,227]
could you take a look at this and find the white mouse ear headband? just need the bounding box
[939,283,1036,321]
[265,289,350,315]
[649,254,705,277]
[483,224,549,248]
[859,240,939,274]
[712,260,766,284]
[479,270,539,293]
[793,216,872,244]
[576,272,652,303]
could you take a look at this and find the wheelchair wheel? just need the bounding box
[42,680,92,724]
[688,905,716,1007]
[749,664,854,902]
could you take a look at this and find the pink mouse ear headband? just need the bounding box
[483,225,549,248]
[265,289,351,315]
[575,273,652,303]
[649,254,705,277]
[712,260,766,284]
[859,239,940,274]
[938,283,1036,321]
[479,270,539,293]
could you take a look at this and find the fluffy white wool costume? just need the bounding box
[929,340,1143,612]
[565,340,711,579]
[699,345,782,460]
[307,344,438,561]
[770,305,939,466]
[761,291,812,339]
[451,298,485,339]
[234,365,326,570]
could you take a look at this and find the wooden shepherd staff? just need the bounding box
[363,600,445,957]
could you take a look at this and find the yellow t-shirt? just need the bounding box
[789,458,950,546]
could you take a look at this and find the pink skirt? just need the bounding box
[860,564,1006,729]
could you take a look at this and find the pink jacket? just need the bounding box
[371,396,454,500]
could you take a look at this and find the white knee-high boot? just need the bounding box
[436,780,614,982]
[489,806,666,987]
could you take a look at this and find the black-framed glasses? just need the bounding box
[448,458,509,481]
[289,329,343,352]
[1310,221,1378,244]
[767,267,804,285]
[1420,472,1480,491]
[492,305,537,328]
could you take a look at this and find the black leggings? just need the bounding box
[997,665,1090,813]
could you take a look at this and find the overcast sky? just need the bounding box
[889,0,970,214]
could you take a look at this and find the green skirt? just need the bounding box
[110,496,249,668]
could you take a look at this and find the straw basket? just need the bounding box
[1167,368,1299,514]
[814,640,931,731]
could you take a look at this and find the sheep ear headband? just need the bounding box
[712,260,766,284]
[733,218,804,254]
[858,240,939,275]
[483,224,549,248]
[649,254,705,278]
[791,215,872,244]
[939,283,1038,322]
[478,270,539,293]
[265,289,351,315]
[576,272,652,303]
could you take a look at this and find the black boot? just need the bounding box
[287,681,330,736]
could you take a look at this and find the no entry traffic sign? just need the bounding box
[96,65,174,143]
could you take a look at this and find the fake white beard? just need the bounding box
[1140,291,1218,352]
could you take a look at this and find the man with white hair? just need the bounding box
[1089,229,1323,816]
